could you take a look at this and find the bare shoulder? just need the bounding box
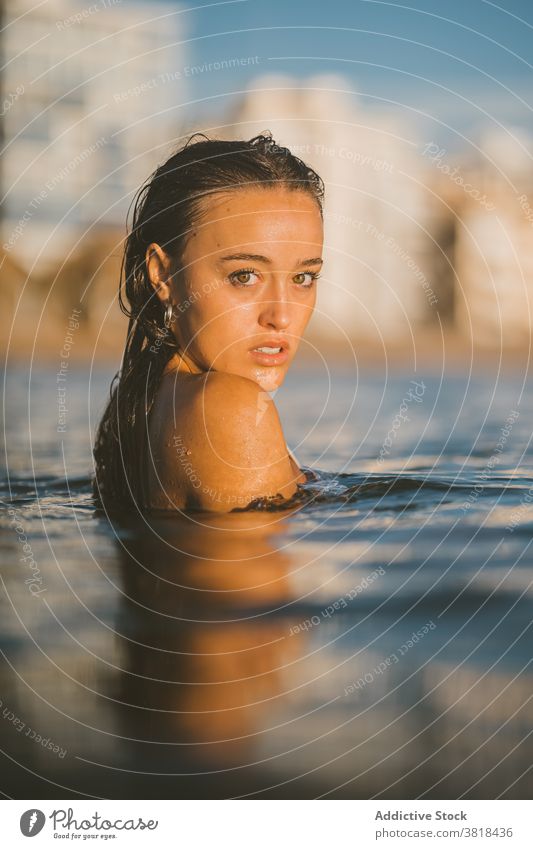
[191,371,281,434]
[151,371,301,512]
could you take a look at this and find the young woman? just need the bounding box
[93,133,324,514]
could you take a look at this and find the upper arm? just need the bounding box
[176,373,300,512]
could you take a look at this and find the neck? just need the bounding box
[163,349,204,376]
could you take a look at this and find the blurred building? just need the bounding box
[452,128,533,347]
[225,74,447,347]
[2,33,532,359]
[1,0,187,273]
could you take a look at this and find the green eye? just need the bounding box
[229,269,258,287]
[293,272,318,287]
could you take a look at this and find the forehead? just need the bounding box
[185,187,323,258]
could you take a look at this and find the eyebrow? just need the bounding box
[218,253,323,266]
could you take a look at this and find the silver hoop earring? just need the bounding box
[163,302,174,330]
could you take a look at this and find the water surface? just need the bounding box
[1,364,532,798]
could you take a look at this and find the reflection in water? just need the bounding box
[112,512,306,772]
[1,368,533,798]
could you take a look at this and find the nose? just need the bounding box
[257,281,291,331]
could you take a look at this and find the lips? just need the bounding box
[249,338,290,366]
[249,338,290,353]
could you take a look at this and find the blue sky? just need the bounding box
[136,0,533,148]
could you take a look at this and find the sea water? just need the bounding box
[1,364,532,798]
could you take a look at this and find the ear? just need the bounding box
[145,243,173,304]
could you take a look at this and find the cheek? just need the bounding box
[186,290,229,331]
[212,295,257,330]
[193,294,257,348]
[294,296,315,328]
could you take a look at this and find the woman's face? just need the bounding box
[152,186,323,391]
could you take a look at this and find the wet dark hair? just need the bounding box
[92,131,325,512]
